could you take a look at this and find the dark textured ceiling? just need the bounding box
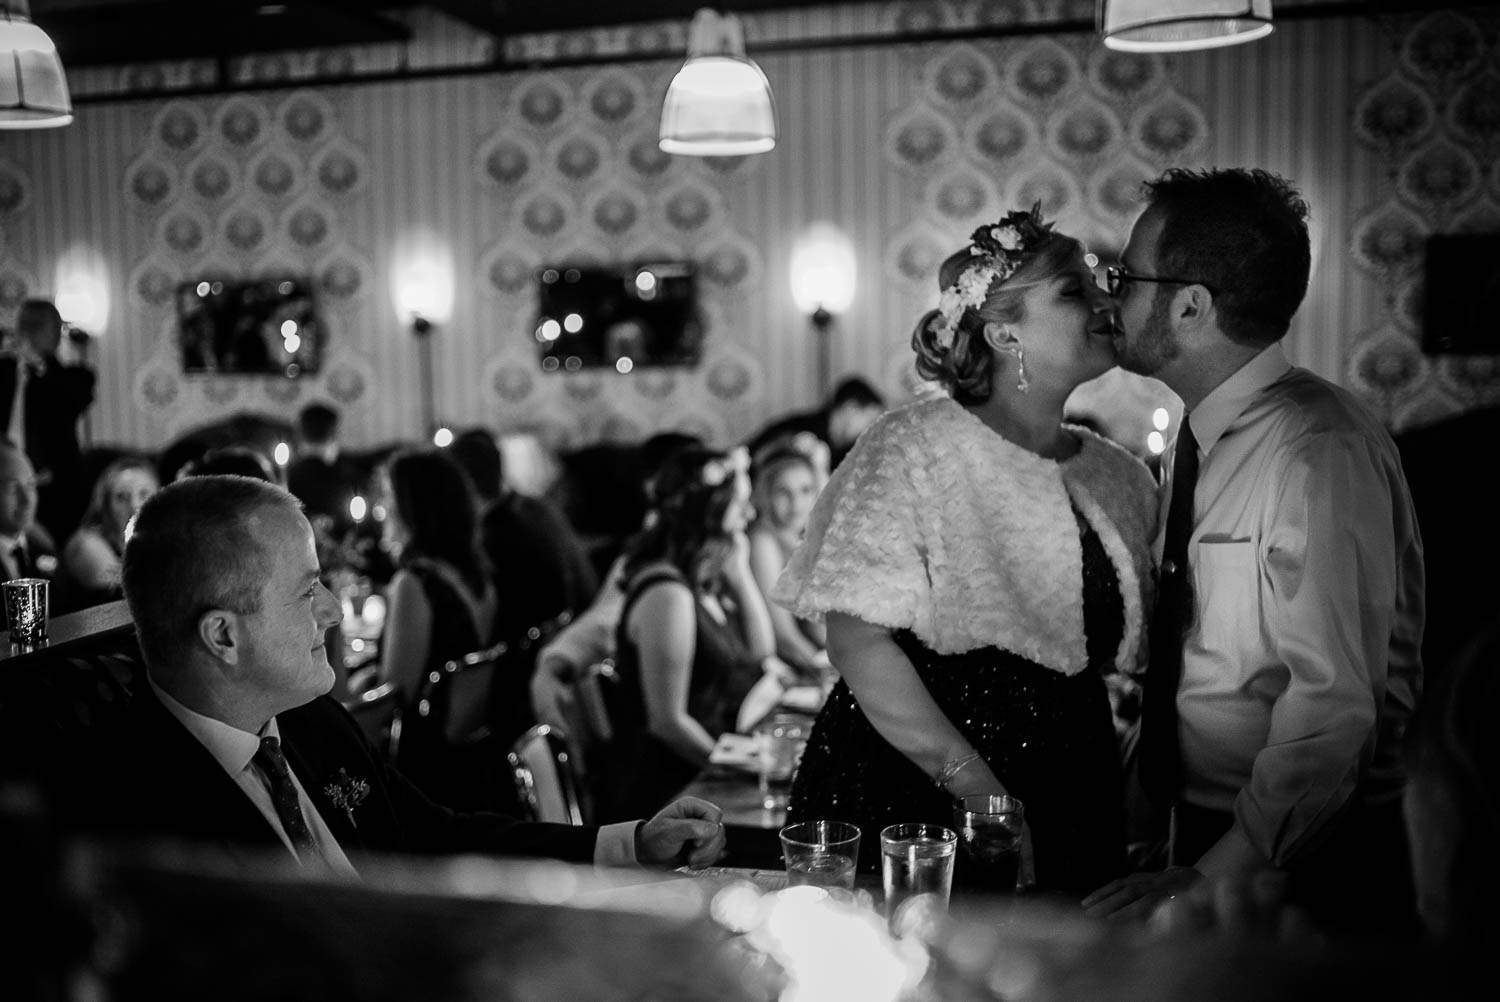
[29,1,1449,67]
[30,0,851,66]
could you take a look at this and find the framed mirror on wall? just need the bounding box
[177,276,323,377]
[1423,234,1500,355]
[533,262,703,372]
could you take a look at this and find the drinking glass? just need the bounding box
[754,716,805,810]
[880,822,956,931]
[3,577,49,647]
[779,820,860,890]
[952,794,1024,894]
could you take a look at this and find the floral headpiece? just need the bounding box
[701,446,750,488]
[928,204,1054,350]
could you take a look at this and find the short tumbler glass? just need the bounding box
[952,794,1024,893]
[880,822,957,931]
[779,820,860,890]
[3,577,49,647]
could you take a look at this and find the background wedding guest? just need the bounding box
[747,375,886,473]
[286,402,365,533]
[776,208,1155,892]
[609,446,791,821]
[0,443,55,583]
[1085,169,1423,936]
[370,449,497,708]
[1403,622,1500,947]
[177,445,278,483]
[1,300,96,542]
[76,474,725,873]
[450,427,598,641]
[747,438,830,677]
[56,456,159,613]
[529,432,706,734]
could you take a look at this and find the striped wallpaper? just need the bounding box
[0,2,1494,455]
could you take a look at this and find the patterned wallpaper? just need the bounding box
[0,2,1496,455]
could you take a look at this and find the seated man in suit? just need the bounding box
[0,442,56,582]
[90,474,724,874]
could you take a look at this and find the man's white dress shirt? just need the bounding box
[1165,343,1424,867]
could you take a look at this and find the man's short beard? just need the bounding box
[1119,288,1180,376]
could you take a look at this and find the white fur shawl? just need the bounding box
[772,396,1158,676]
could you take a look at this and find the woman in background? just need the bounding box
[58,457,159,611]
[747,437,830,677]
[610,446,792,820]
[377,449,499,707]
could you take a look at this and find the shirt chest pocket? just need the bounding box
[1190,539,1261,658]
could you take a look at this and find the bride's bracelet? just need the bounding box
[933,751,983,791]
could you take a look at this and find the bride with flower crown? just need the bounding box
[773,207,1157,895]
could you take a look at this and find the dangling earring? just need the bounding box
[997,326,1029,394]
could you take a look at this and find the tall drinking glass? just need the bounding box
[952,794,1024,893]
[880,822,956,931]
[754,716,805,811]
[779,820,860,890]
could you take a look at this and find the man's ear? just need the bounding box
[197,609,241,666]
[1172,285,1214,328]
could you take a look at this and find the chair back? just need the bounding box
[416,640,511,747]
[341,680,402,762]
[508,724,584,826]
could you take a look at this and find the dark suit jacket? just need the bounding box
[0,355,96,539]
[83,686,600,868]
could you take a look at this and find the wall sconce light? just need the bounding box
[789,223,857,397]
[0,1,71,129]
[1098,0,1273,52]
[391,236,455,438]
[659,8,776,156]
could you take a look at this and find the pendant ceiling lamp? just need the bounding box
[1098,0,1274,53]
[0,0,72,129]
[659,8,775,156]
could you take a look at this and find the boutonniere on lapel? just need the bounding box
[322,769,370,828]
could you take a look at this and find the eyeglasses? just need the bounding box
[1105,265,1219,298]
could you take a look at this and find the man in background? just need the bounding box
[0,443,55,583]
[286,403,365,532]
[1,300,96,541]
[747,375,885,472]
[450,427,598,641]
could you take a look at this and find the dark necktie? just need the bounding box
[9,542,31,578]
[253,735,320,863]
[1139,416,1200,810]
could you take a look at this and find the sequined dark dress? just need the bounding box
[788,510,1127,895]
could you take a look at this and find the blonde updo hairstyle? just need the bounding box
[911,228,1083,405]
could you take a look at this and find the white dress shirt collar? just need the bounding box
[149,674,274,773]
[1187,342,1293,455]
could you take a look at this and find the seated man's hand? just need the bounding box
[1082,866,1203,921]
[636,796,726,868]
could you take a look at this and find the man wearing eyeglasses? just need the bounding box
[1083,169,1423,936]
